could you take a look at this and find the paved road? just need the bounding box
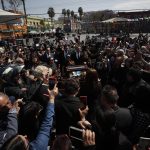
[66,33,150,42]
[28,33,150,46]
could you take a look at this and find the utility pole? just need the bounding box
[1,0,5,10]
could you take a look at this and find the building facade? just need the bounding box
[27,16,52,32]
[58,17,81,33]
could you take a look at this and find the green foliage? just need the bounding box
[40,20,45,26]
[47,7,55,20]
[71,10,74,18]
[62,9,67,16]
[6,0,23,11]
[67,9,70,18]
[78,7,83,20]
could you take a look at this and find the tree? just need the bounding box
[66,9,70,19]
[6,0,23,11]
[1,0,5,10]
[71,10,74,18]
[71,10,74,24]
[78,7,83,20]
[40,20,45,31]
[47,7,55,28]
[62,8,67,25]
[62,9,67,18]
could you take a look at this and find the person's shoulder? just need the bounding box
[115,107,131,115]
[55,95,66,103]
[40,83,49,89]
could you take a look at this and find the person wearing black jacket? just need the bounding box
[55,78,83,135]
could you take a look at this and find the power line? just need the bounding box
[113,9,150,12]
[27,9,150,16]
[27,12,79,16]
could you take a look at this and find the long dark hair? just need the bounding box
[86,68,99,83]
[85,68,101,98]
[52,135,72,150]
[1,135,27,150]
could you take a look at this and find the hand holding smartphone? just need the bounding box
[49,77,57,90]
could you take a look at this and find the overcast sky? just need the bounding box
[1,0,150,18]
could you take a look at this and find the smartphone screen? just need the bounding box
[49,77,57,90]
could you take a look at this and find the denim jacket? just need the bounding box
[30,102,54,150]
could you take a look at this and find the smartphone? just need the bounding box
[49,77,57,90]
[80,96,87,108]
[69,126,83,141]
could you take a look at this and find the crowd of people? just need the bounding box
[0,32,150,150]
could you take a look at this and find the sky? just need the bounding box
[1,0,150,18]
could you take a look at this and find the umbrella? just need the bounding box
[102,17,129,23]
[44,30,50,33]
[28,30,38,34]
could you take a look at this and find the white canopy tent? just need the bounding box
[102,17,129,23]
[0,9,24,24]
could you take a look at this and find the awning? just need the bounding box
[0,9,24,24]
[0,29,13,33]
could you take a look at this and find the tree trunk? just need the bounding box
[64,15,65,30]
[51,18,53,29]
[1,0,5,10]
